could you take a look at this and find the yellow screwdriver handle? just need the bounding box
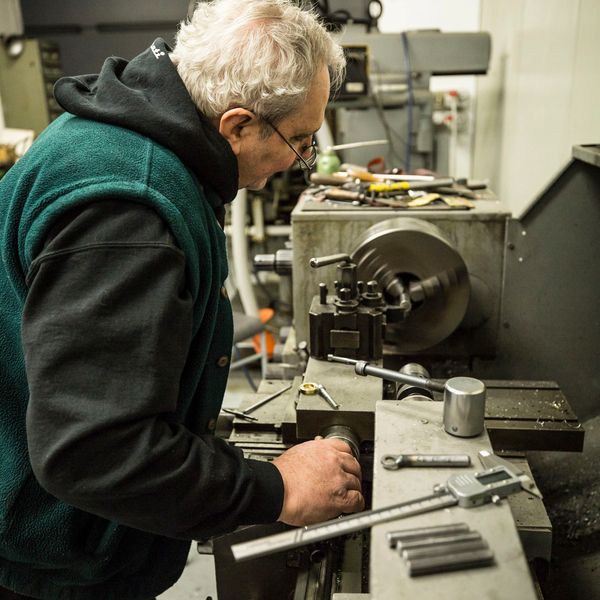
[368,182,410,192]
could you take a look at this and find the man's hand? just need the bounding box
[272,438,364,526]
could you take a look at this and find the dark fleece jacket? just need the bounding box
[0,38,283,600]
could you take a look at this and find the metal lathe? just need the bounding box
[209,147,600,600]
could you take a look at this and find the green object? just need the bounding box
[316,147,341,174]
[0,113,232,598]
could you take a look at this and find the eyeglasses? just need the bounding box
[261,117,318,172]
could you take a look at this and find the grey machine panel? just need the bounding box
[370,400,538,600]
[337,30,491,76]
[475,145,600,419]
[20,0,189,75]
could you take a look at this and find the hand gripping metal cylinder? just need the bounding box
[321,424,361,460]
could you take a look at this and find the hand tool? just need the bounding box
[367,177,455,193]
[309,172,351,186]
[324,188,368,204]
[241,383,293,415]
[299,382,340,409]
[340,163,435,182]
[456,177,488,190]
[434,186,478,199]
[345,168,434,183]
[315,384,340,409]
[220,408,258,422]
[381,453,471,470]
[230,450,542,561]
[405,193,474,209]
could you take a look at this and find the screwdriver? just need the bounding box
[368,178,455,193]
[324,188,368,204]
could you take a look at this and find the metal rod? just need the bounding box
[407,548,494,577]
[402,539,488,561]
[387,523,470,548]
[221,408,258,422]
[309,254,351,269]
[328,139,388,151]
[317,384,340,409]
[242,383,293,415]
[327,354,445,393]
[397,531,482,552]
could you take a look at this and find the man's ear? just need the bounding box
[218,108,256,155]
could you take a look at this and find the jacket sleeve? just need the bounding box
[22,199,284,540]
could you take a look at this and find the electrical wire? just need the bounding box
[401,31,414,172]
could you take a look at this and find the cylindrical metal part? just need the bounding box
[253,249,293,275]
[317,385,340,410]
[309,253,351,269]
[321,425,360,460]
[351,217,470,352]
[443,377,487,437]
[402,539,488,561]
[326,354,445,392]
[397,531,482,552]
[396,363,435,400]
[327,354,359,366]
[405,177,455,190]
[319,283,328,305]
[253,254,276,271]
[360,361,445,393]
[406,548,495,577]
[338,263,358,299]
[221,408,258,422]
[387,523,470,548]
[242,383,293,415]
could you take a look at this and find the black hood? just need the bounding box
[54,39,238,221]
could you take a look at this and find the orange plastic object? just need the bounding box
[253,308,276,358]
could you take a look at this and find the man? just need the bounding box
[0,1,364,598]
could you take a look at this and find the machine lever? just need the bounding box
[327,354,445,393]
[309,253,352,269]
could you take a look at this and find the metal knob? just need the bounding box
[321,425,360,460]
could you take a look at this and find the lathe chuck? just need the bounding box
[351,218,470,351]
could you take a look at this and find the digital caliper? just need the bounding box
[231,451,542,562]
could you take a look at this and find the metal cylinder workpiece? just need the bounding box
[443,377,486,437]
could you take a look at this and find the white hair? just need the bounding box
[171,0,345,128]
